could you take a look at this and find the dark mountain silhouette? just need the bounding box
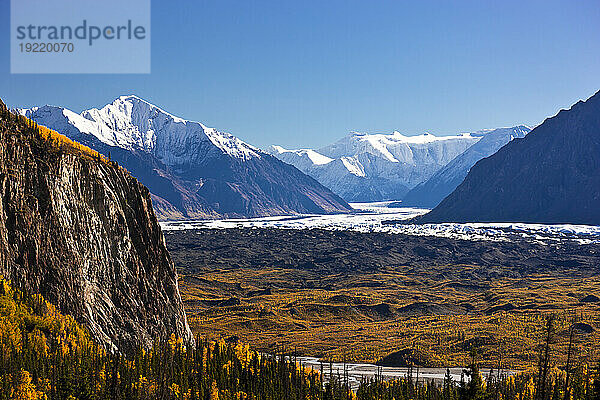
[401,126,530,208]
[417,90,600,224]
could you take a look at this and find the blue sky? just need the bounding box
[0,0,599,149]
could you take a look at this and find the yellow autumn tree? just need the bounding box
[10,369,44,400]
[210,381,220,400]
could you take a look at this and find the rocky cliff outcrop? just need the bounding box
[0,100,192,353]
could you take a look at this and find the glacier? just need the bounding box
[161,202,600,245]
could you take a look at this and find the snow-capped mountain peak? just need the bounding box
[352,130,478,145]
[318,130,481,166]
[22,95,261,163]
[18,96,352,220]
[269,127,531,203]
[270,145,334,165]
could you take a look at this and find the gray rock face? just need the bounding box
[0,101,192,353]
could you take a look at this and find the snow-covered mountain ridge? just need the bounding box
[269,129,498,202]
[401,125,531,208]
[19,96,352,220]
[23,95,261,164]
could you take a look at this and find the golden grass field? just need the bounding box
[167,228,600,370]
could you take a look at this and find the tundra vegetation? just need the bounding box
[167,229,600,369]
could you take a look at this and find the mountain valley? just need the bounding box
[166,227,600,368]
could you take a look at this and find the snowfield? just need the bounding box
[160,202,600,244]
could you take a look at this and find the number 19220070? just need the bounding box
[19,42,74,52]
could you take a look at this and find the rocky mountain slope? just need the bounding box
[269,131,482,202]
[417,90,600,224]
[20,96,351,220]
[0,100,192,352]
[401,126,531,208]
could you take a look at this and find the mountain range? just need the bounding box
[20,96,352,220]
[417,90,600,225]
[269,127,528,204]
[400,126,531,208]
